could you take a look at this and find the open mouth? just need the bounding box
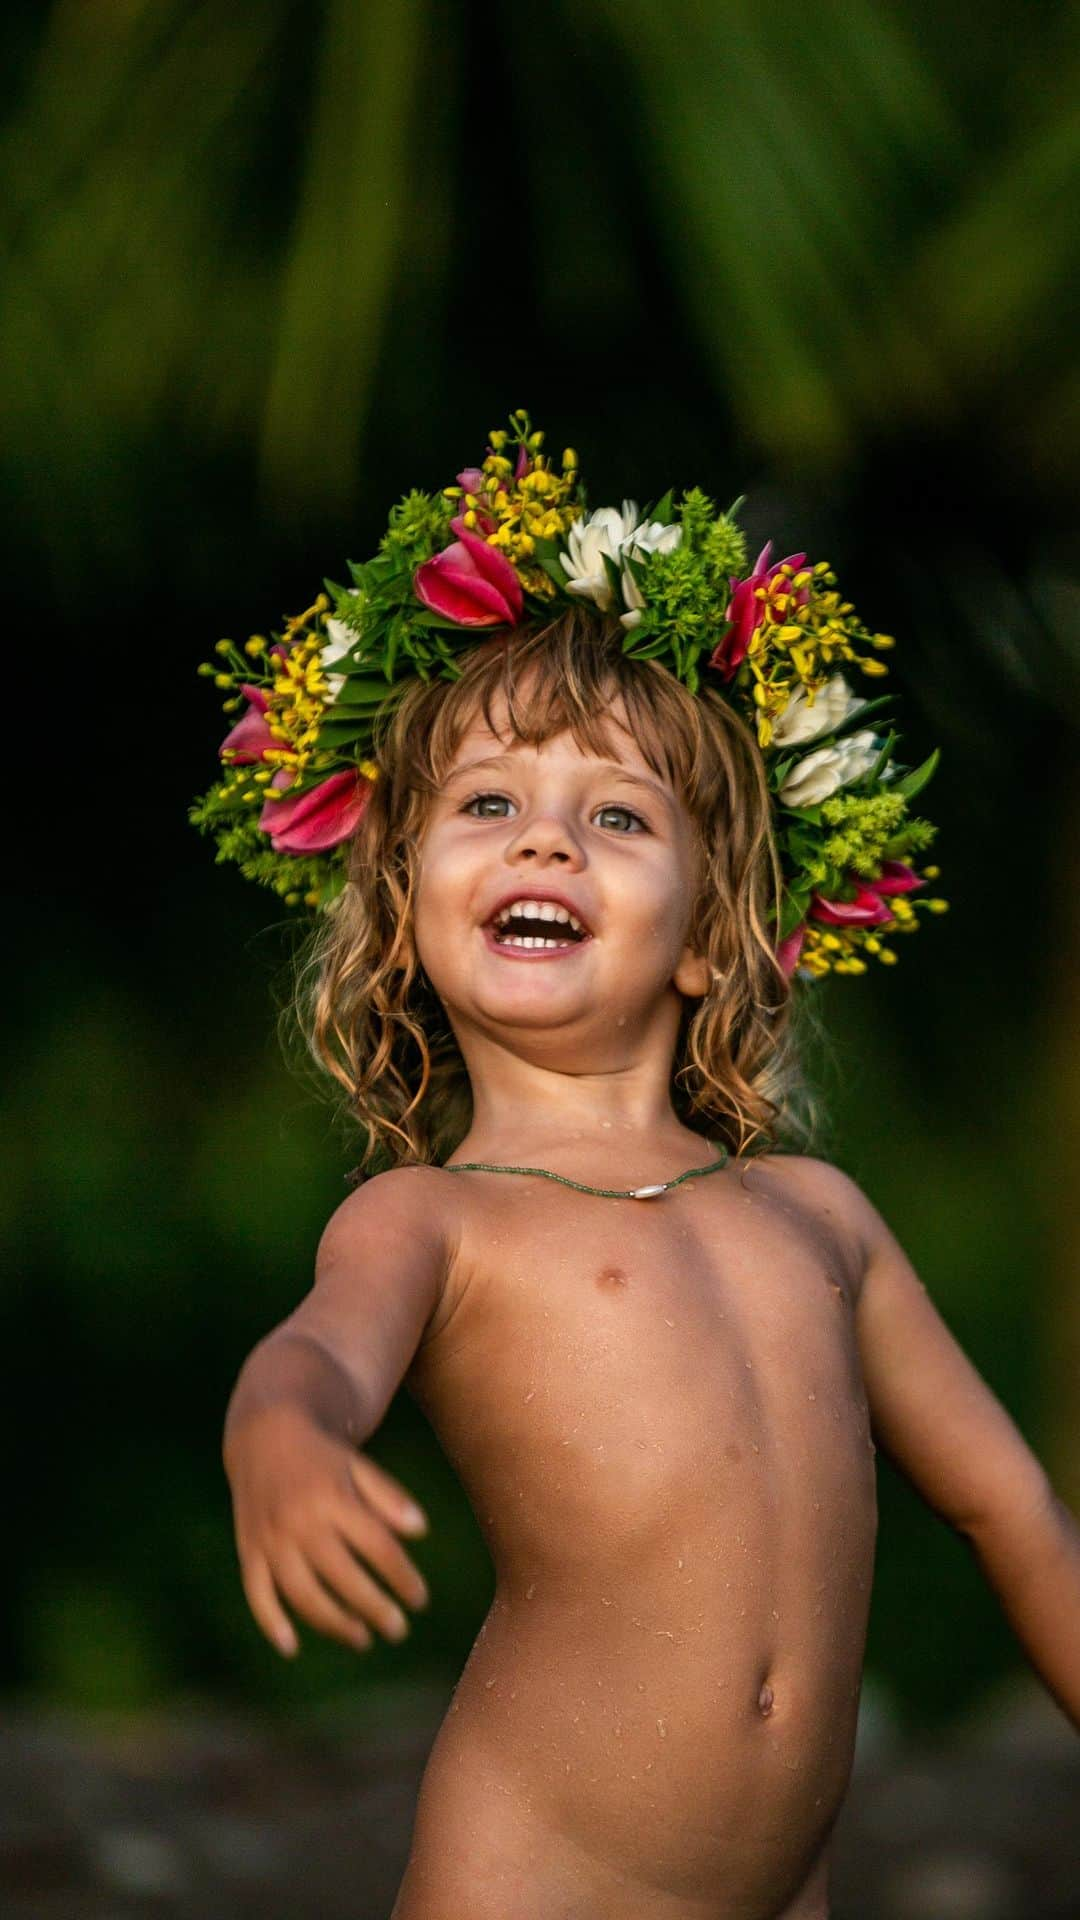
[486,902,591,952]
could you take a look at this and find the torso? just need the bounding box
[392,1150,878,1920]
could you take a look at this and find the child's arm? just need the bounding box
[222,1167,450,1659]
[813,1159,1080,1731]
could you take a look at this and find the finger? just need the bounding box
[349,1454,428,1536]
[240,1552,300,1658]
[336,1503,430,1613]
[273,1545,374,1654]
[312,1533,412,1643]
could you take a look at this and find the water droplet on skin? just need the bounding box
[602,1120,612,1128]
[771,1609,779,1620]
[616,1016,626,1026]
[510,1691,516,1700]
[525,1582,535,1599]
[808,1392,816,1401]
[485,1678,496,1689]
[523,1390,535,1403]
[663,1317,675,1327]
[656,1717,668,1738]
[676,1559,684,1570]
[636,1682,645,1692]
[745,1360,753,1368]
[601,1595,612,1606]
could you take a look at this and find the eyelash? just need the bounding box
[460,791,649,833]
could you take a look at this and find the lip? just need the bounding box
[481,922,593,961]
[483,885,595,937]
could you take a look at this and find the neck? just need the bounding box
[452,1041,703,1167]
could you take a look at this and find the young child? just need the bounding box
[204,420,1080,1918]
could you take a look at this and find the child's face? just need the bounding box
[413,689,711,1057]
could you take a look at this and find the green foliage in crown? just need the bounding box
[191,409,947,980]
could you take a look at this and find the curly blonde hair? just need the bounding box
[295,604,826,1174]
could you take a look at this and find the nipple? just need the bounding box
[757,1682,774,1717]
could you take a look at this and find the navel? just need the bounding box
[757,1679,775,1717]
[596,1266,629,1290]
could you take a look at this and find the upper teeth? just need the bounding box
[493,899,586,935]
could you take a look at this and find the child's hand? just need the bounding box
[225,1406,431,1658]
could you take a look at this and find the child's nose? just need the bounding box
[507,813,584,865]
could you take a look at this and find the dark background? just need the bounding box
[3,0,1078,1742]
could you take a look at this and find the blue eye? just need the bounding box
[462,792,511,818]
[595,805,646,833]
[461,792,647,833]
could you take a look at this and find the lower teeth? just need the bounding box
[499,935,574,949]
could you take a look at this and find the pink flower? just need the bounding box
[414,516,524,627]
[867,860,924,898]
[709,541,808,683]
[259,767,373,854]
[809,861,924,927]
[775,924,807,977]
[220,684,276,765]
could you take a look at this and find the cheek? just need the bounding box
[413,825,478,942]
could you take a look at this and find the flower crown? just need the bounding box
[191,409,947,982]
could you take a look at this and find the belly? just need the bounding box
[395,1490,876,1919]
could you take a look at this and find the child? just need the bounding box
[203,419,1080,1918]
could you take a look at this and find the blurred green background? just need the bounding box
[3,0,1077,1733]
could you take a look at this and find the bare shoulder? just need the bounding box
[741,1151,881,1296]
[317,1162,465,1265]
[290,1164,468,1434]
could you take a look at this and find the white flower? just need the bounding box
[619,519,683,630]
[772,673,869,749]
[560,501,640,609]
[320,599,360,702]
[777,729,881,807]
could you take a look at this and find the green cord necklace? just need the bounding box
[443,1142,729,1200]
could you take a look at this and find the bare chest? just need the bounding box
[407,1164,870,1578]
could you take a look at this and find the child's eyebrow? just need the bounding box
[444,753,674,809]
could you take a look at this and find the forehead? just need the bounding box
[446,686,670,785]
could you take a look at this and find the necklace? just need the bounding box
[443,1142,729,1200]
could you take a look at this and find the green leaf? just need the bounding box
[829,693,897,740]
[768,753,799,787]
[409,608,467,631]
[888,746,941,802]
[315,719,375,751]
[623,635,671,659]
[778,888,812,939]
[535,549,572,592]
[779,803,825,826]
[326,677,397,705]
[650,488,674,526]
